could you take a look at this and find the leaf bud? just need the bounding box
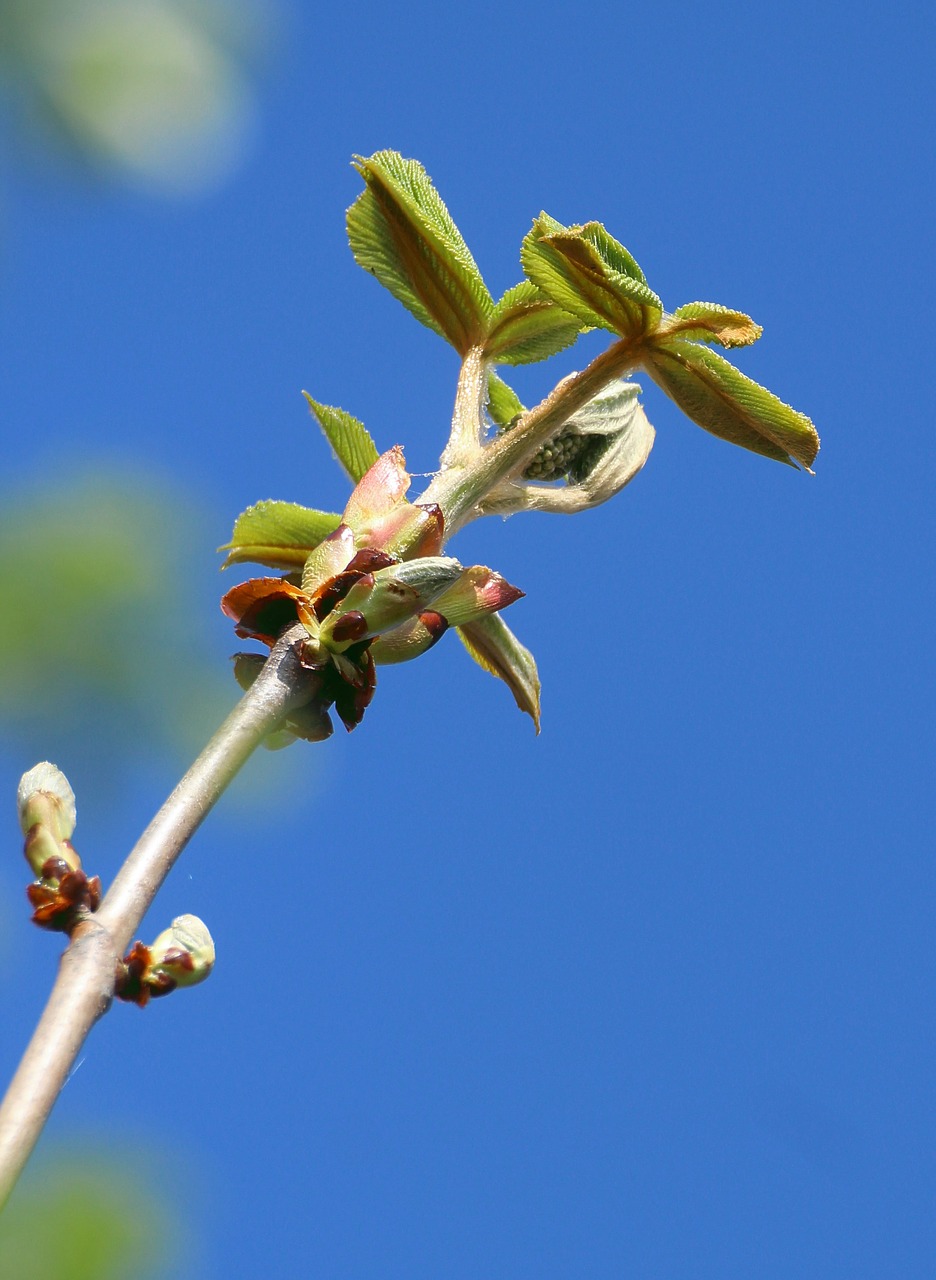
[319,556,463,646]
[117,915,216,1005]
[17,762,76,842]
[147,914,216,990]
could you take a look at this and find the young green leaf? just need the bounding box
[220,501,342,570]
[487,372,526,427]
[661,303,762,348]
[303,394,380,483]
[347,150,494,354]
[642,338,819,469]
[520,215,662,340]
[483,281,585,365]
[458,613,541,732]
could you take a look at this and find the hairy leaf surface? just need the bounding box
[458,613,541,731]
[303,394,380,482]
[664,303,762,348]
[521,215,662,339]
[643,339,819,468]
[484,281,584,364]
[220,501,342,570]
[347,150,493,354]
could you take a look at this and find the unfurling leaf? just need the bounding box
[347,150,494,354]
[458,613,541,732]
[369,566,523,664]
[319,556,464,643]
[302,394,380,482]
[220,501,342,571]
[428,565,524,627]
[520,214,662,340]
[483,281,585,365]
[662,303,762,348]
[487,372,526,427]
[483,380,655,515]
[643,339,819,469]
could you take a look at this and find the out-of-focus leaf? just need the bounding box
[642,338,819,468]
[220,499,342,570]
[483,281,584,365]
[662,303,762,348]
[347,150,494,354]
[302,393,380,483]
[0,471,229,765]
[458,613,541,731]
[0,1149,180,1280]
[521,214,662,339]
[0,0,269,195]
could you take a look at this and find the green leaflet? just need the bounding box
[520,214,663,340]
[220,500,342,570]
[347,150,494,355]
[483,281,585,365]
[487,371,526,427]
[303,393,379,482]
[458,613,541,732]
[642,338,819,469]
[663,303,762,348]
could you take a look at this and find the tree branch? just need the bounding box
[0,623,319,1212]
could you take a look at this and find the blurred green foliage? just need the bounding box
[0,1147,182,1279]
[0,0,275,194]
[0,469,230,771]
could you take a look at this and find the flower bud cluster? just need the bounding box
[521,422,594,482]
[481,380,655,519]
[222,447,522,733]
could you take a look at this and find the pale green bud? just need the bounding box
[148,914,216,989]
[17,762,76,842]
[320,556,464,647]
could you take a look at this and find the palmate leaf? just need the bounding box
[347,150,494,355]
[662,303,762,348]
[483,281,585,365]
[520,214,663,340]
[303,393,380,482]
[458,612,541,731]
[220,501,342,570]
[642,338,819,469]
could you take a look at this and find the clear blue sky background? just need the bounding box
[1,3,934,1277]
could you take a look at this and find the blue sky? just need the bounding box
[1,3,934,1276]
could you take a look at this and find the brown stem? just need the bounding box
[0,623,320,1212]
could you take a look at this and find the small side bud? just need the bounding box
[116,915,216,1006]
[148,914,216,990]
